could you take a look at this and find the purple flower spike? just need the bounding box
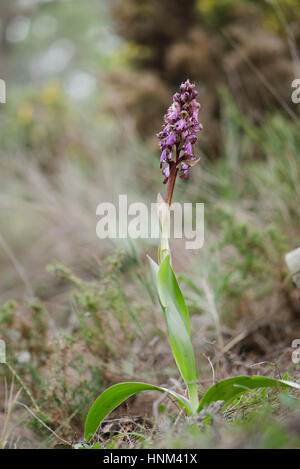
[157,79,202,185]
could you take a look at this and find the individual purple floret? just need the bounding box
[157,79,202,188]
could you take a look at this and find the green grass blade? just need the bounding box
[198,375,300,411]
[85,382,191,442]
[157,255,199,413]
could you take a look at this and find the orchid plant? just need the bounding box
[84,80,300,444]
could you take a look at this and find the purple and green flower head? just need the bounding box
[157,79,202,204]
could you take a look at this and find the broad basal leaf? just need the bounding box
[85,382,191,442]
[198,375,300,411]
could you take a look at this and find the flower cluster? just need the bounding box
[157,79,202,183]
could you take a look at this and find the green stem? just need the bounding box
[188,383,199,414]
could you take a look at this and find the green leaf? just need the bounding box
[85,382,191,442]
[158,255,190,333]
[147,255,160,296]
[198,375,300,411]
[157,255,198,413]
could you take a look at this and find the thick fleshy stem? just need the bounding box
[165,163,178,206]
[165,146,179,206]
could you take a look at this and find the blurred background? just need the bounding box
[1,0,300,449]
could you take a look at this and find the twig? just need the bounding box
[7,363,40,413]
[15,401,70,446]
[223,331,248,354]
[203,354,216,385]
